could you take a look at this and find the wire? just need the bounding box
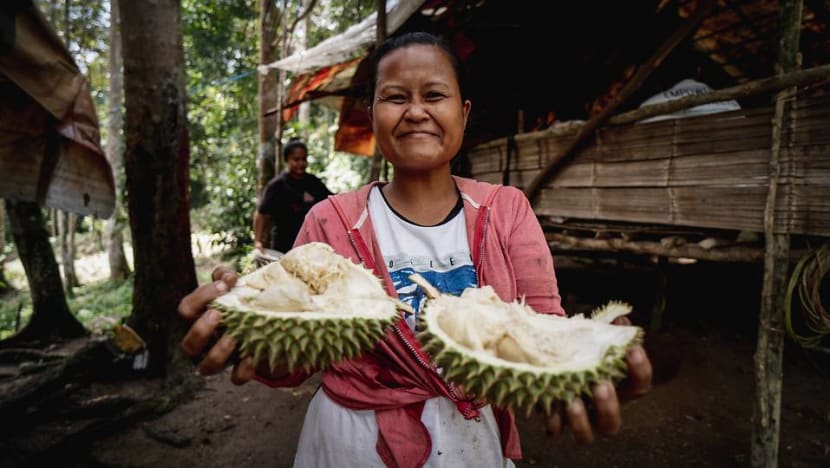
[785,244,830,350]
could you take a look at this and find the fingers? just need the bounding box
[197,333,238,376]
[180,309,223,357]
[544,408,563,438]
[619,346,653,401]
[177,280,230,321]
[231,356,257,385]
[565,398,594,444]
[544,383,621,443]
[612,315,631,326]
[212,267,238,285]
[590,382,622,437]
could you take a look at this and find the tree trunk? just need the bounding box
[0,202,8,294]
[104,0,130,281]
[56,0,79,295]
[256,0,279,197]
[2,199,86,346]
[58,211,79,295]
[119,0,197,380]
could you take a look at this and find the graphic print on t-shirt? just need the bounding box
[367,187,477,331]
[387,256,476,330]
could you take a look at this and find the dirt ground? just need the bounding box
[4,260,830,467]
[68,327,827,468]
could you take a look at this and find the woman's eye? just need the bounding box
[381,94,407,104]
[425,92,446,102]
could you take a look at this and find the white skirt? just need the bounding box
[293,389,515,468]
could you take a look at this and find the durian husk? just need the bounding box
[211,242,402,373]
[412,275,644,417]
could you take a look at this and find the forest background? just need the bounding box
[1,1,829,467]
[0,0,375,338]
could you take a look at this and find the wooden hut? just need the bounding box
[266,1,829,465]
[0,2,114,218]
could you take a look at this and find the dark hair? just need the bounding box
[367,31,466,105]
[282,137,307,161]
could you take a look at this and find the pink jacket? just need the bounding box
[257,176,564,467]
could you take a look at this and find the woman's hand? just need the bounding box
[543,316,652,443]
[178,266,293,384]
[177,266,256,385]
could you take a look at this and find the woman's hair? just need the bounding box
[282,137,307,161]
[367,31,466,105]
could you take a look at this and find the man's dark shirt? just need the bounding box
[258,172,332,252]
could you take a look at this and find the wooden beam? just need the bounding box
[606,63,830,126]
[546,232,768,263]
[523,0,715,203]
[751,0,803,466]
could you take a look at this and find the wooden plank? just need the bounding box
[0,136,45,202]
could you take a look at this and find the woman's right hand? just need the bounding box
[177,266,260,385]
[178,266,296,385]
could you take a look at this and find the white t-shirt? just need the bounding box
[293,186,513,468]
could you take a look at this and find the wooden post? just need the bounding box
[368,0,387,182]
[522,0,714,203]
[751,0,802,466]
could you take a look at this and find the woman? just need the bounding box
[178,32,652,468]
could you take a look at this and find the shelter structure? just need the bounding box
[0,1,114,218]
[266,1,830,466]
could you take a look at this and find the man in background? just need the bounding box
[254,138,332,254]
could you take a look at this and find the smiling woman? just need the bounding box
[177,31,652,468]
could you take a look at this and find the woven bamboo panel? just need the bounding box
[468,95,830,236]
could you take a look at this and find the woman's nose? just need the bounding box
[404,102,428,120]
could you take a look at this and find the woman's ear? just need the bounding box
[462,99,472,130]
[367,106,373,124]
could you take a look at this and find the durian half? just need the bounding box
[211,242,404,373]
[411,274,644,416]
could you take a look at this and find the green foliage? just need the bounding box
[0,291,30,340]
[69,275,133,333]
[182,0,374,253]
[182,0,260,251]
[0,276,133,339]
[35,0,110,124]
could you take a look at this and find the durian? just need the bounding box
[410,274,643,416]
[211,242,405,373]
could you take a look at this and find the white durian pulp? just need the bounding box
[424,285,640,372]
[212,242,405,372]
[214,242,398,319]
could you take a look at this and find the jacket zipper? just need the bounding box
[476,206,491,274]
[343,201,476,419]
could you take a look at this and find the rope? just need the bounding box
[785,244,830,350]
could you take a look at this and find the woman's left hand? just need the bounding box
[544,316,652,443]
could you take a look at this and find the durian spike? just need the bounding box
[409,273,440,300]
[590,300,633,324]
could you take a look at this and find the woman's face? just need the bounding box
[285,147,308,178]
[370,44,471,175]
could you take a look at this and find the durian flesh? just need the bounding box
[211,242,401,373]
[415,279,643,416]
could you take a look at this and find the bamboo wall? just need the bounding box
[469,95,830,236]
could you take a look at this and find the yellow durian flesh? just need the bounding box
[211,242,401,372]
[415,279,643,416]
